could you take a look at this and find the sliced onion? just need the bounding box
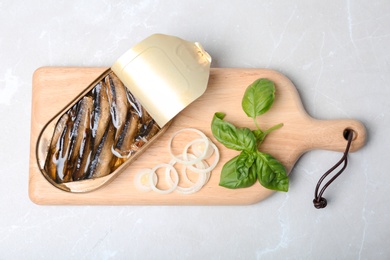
[190,138,214,159]
[201,160,212,183]
[135,128,220,195]
[149,163,179,194]
[185,142,220,174]
[165,154,207,194]
[178,155,211,184]
[179,160,209,194]
[168,128,210,166]
[134,168,157,192]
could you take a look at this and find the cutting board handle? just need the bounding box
[305,118,366,153]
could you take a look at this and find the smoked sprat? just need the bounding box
[44,71,160,183]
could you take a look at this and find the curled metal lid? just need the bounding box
[112,34,211,127]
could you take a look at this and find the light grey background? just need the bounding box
[1,0,389,259]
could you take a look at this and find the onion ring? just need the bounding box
[134,168,157,192]
[135,128,220,194]
[149,163,179,194]
[166,154,207,194]
[185,142,220,174]
[168,128,210,166]
[190,138,214,159]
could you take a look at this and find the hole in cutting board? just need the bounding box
[343,128,357,141]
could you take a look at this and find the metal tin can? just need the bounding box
[35,34,211,192]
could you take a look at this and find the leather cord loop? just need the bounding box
[313,129,354,209]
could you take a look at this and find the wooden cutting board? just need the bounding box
[29,67,366,205]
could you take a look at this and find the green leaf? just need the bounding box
[211,78,287,193]
[252,129,265,143]
[255,151,289,192]
[236,151,256,180]
[219,155,257,189]
[253,123,284,145]
[242,79,275,119]
[211,112,257,151]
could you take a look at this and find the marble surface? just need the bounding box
[1,0,389,259]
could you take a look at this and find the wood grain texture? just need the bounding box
[29,67,366,205]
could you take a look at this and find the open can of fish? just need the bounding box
[35,34,212,192]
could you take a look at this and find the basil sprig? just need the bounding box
[211,79,288,192]
[211,112,257,152]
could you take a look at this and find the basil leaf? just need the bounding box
[219,155,257,189]
[211,112,257,151]
[255,151,289,192]
[242,79,275,118]
[252,123,283,145]
[252,129,265,143]
[236,151,256,180]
